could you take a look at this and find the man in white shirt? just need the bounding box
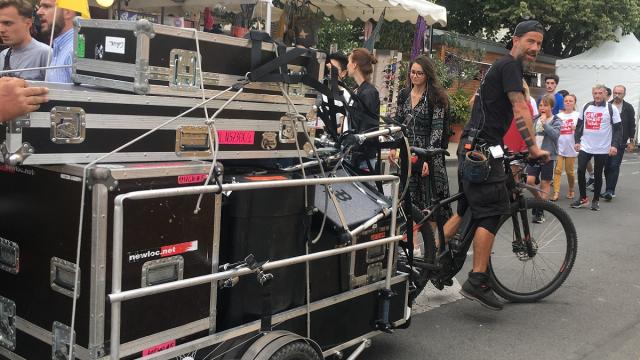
[571,84,622,211]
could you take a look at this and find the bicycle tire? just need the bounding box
[489,198,578,302]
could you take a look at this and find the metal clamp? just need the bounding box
[52,321,75,360]
[141,256,184,288]
[169,49,200,91]
[0,237,19,274]
[0,141,33,166]
[175,125,212,157]
[50,107,86,144]
[50,257,80,299]
[0,296,16,351]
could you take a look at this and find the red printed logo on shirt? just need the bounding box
[585,112,603,130]
[560,118,575,135]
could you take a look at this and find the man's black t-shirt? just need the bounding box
[465,55,524,146]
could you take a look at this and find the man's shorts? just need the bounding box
[526,160,555,181]
[456,140,511,228]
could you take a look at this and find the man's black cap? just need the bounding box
[514,20,545,37]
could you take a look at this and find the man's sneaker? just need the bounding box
[571,197,589,208]
[532,209,545,223]
[460,272,504,311]
[601,192,613,201]
[591,200,600,211]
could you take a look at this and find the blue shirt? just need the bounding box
[552,92,565,115]
[537,92,565,115]
[46,29,74,83]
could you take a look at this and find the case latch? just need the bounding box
[52,321,75,360]
[279,114,298,144]
[141,256,184,287]
[50,107,86,144]
[0,237,19,274]
[50,257,80,299]
[175,125,212,157]
[169,49,200,91]
[0,296,16,351]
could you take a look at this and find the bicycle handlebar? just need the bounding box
[410,147,450,160]
[504,151,547,166]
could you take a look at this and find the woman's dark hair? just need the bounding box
[410,55,448,107]
[350,48,377,78]
[557,89,569,98]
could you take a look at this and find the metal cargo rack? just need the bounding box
[106,174,407,360]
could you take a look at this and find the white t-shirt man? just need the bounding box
[556,111,579,157]
[578,103,621,154]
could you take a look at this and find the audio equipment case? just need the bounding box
[0,161,222,359]
[0,82,314,166]
[0,164,409,359]
[71,19,324,100]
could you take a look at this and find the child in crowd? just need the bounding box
[551,94,579,201]
[527,94,561,223]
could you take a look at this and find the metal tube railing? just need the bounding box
[109,175,400,359]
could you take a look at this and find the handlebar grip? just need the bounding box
[410,147,450,159]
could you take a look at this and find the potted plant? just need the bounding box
[448,88,471,143]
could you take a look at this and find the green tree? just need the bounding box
[317,17,360,54]
[437,0,640,57]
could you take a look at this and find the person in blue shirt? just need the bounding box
[539,74,565,115]
[37,0,76,83]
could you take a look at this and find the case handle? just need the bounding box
[50,257,80,299]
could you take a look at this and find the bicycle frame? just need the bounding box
[403,151,536,273]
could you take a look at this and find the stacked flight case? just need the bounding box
[0,18,410,360]
[0,161,222,360]
[1,18,325,166]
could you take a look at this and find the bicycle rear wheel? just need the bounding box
[489,198,577,302]
[397,205,436,303]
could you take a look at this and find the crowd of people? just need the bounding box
[0,0,81,123]
[1,0,77,82]
[516,75,636,213]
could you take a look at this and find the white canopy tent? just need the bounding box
[556,30,640,141]
[123,0,447,26]
[309,0,446,25]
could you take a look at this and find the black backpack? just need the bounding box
[581,101,614,125]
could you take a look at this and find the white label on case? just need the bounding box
[105,36,126,54]
[60,173,82,182]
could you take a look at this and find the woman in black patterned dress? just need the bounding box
[395,55,452,221]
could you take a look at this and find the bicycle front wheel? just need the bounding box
[489,198,577,302]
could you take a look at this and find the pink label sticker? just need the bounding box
[142,340,176,356]
[217,130,255,145]
[178,173,208,184]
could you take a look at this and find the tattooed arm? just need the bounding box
[508,91,549,160]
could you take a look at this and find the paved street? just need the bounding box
[367,151,640,360]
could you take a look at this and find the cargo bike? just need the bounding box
[0,19,415,360]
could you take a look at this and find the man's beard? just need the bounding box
[516,53,538,72]
[42,15,65,38]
